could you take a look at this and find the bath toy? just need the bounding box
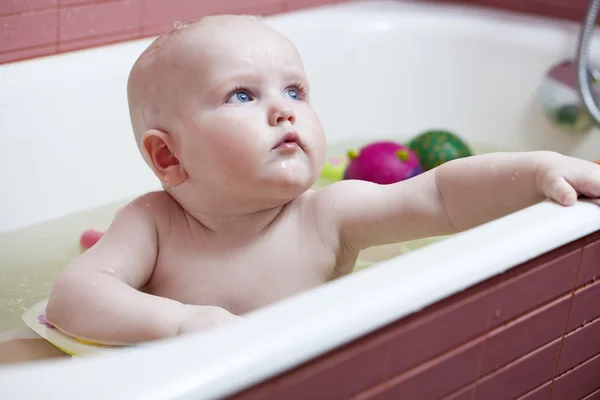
[538,60,598,132]
[408,129,472,171]
[80,228,103,252]
[320,155,349,182]
[22,299,120,357]
[595,160,600,165]
[343,141,423,184]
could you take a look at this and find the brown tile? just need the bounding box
[585,229,600,245]
[480,293,571,376]
[578,239,600,287]
[387,287,494,376]
[557,316,600,375]
[581,388,600,400]
[230,334,392,400]
[566,280,600,331]
[552,352,600,400]
[515,382,552,400]
[234,275,496,399]
[443,385,475,400]
[489,249,581,328]
[474,338,561,400]
[353,337,484,400]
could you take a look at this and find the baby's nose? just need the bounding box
[268,103,296,125]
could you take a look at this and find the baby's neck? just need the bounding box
[164,186,295,239]
[183,204,287,240]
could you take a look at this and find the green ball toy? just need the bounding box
[408,129,472,171]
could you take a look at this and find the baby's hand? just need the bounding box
[177,305,243,335]
[534,152,600,206]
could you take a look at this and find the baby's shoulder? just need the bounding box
[118,190,181,226]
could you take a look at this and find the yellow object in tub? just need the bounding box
[21,299,124,356]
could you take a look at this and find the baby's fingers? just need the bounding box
[544,176,578,206]
[566,171,600,200]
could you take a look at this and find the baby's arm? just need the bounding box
[322,151,600,252]
[46,193,233,345]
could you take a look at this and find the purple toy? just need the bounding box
[343,141,424,185]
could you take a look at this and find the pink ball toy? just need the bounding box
[79,228,103,252]
[343,141,423,184]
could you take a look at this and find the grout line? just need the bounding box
[138,0,145,36]
[56,1,60,51]
[548,242,585,399]
[0,42,58,56]
[0,6,57,18]
[470,282,499,400]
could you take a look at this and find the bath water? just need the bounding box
[0,137,498,334]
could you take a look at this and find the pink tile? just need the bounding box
[59,0,142,42]
[58,29,140,52]
[0,43,56,63]
[233,1,285,16]
[58,0,99,5]
[143,0,216,32]
[218,0,283,14]
[0,9,57,53]
[286,0,343,11]
[0,0,56,16]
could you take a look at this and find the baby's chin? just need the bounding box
[263,160,317,188]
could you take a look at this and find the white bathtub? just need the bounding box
[1,0,600,398]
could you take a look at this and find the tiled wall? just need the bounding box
[0,0,345,64]
[0,0,594,65]
[436,0,591,21]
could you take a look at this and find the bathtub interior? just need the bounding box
[1,0,600,396]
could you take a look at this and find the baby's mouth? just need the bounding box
[273,131,304,153]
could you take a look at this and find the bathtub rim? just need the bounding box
[1,198,599,400]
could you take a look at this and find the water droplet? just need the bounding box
[173,21,183,29]
[495,309,501,317]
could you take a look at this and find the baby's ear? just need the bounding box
[141,129,188,186]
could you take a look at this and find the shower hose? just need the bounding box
[577,0,600,126]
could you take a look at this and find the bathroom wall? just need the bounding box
[0,0,345,64]
[437,0,591,21]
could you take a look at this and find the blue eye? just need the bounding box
[286,89,300,100]
[228,90,253,104]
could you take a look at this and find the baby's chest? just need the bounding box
[149,235,336,314]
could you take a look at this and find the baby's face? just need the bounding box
[168,20,326,206]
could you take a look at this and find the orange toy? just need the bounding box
[595,160,600,165]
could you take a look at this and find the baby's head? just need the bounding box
[127,15,326,214]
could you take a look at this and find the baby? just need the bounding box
[46,15,600,346]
